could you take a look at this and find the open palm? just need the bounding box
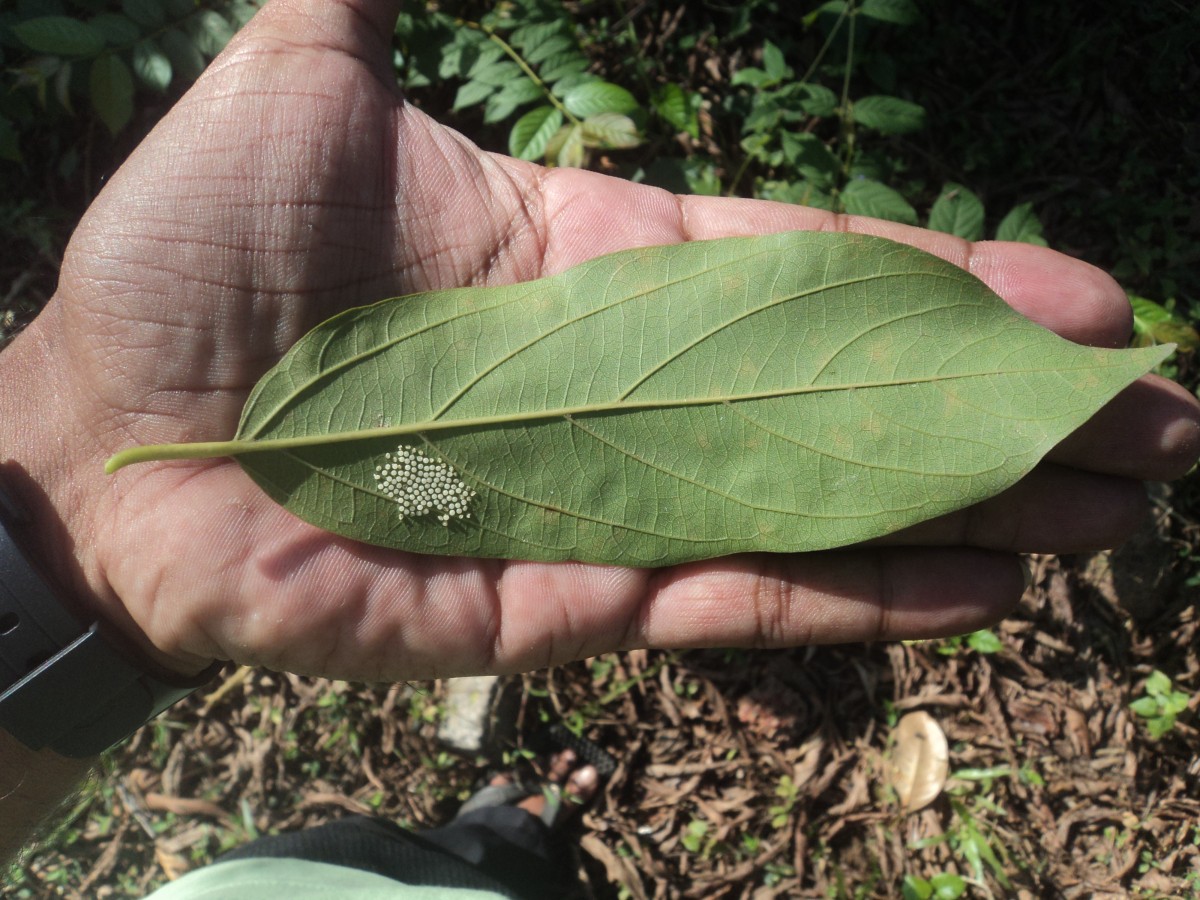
[23,0,1197,680]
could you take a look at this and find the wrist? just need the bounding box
[0,306,209,677]
[0,308,218,759]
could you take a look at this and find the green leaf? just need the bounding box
[121,0,164,28]
[859,0,920,26]
[107,233,1171,566]
[841,179,919,225]
[1129,696,1162,718]
[523,34,574,65]
[188,10,235,57]
[731,67,772,88]
[654,83,698,137]
[966,628,1003,654]
[901,876,932,900]
[780,133,839,190]
[452,79,496,112]
[580,113,640,149]
[1130,298,1200,351]
[762,41,789,81]
[463,44,504,77]
[538,53,589,84]
[851,95,926,134]
[550,72,598,98]
[928,183,985,241]
[89,54,133,135]
[995,202,1047,246]
[562,81,638,118]
[13,16,105,57]
[483,79,543,124]
[89,13,142,47]
[1164,691,1190,716]
[510,22,564,51]
[929,872,966,899]
[1145,670,1173,697]
[546,122,585,168]
[161,27,206,83]
[467,59,521,87]
[1146,716,1176,740]
[508,105,562,160]
[131,39,172,92]
[797,84,839,117]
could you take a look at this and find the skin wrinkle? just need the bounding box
[475,167,550,287]
[760,558,802,648]
[747,566,769,648]
[459,156,547,287]
[872,552,896,643]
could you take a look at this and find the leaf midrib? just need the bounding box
[143,362,1129,463]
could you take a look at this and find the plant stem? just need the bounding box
[460,20,580,125]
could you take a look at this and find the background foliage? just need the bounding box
[3,1,1199,897]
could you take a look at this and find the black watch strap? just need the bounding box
[0,481,219,758]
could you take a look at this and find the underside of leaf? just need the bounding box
[107,232,1170,565]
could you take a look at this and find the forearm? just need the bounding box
[0,732,94,863]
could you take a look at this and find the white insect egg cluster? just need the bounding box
[373,445,477,526]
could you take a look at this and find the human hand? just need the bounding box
[5,0,1197,681]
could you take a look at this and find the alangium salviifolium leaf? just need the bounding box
[106,233,1171,565]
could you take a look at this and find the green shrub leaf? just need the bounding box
[89,54,134,135]
[1129,696,1162,717]
[797,84,839,117]
[452,79,496,112]
[780,133,839,189]
[762,41,789,81]
[508,105,562,160]
[484,79,543,123]
[581,112,640,149]
[859,0,920,26]
[995,202,1047,246]
[1130,297,1200,351]
[510,22,564,50]
[928,183,985,241]
[89,13,142,47]
[851,95,926,134]
[966,629,1003,654]
[161,27,206,83]
[929,872,967,899]
[653,83,698,136]
[108,233,1169,566]
[121,0,165,28]
[538,53,589,84]
[548,122,585,168]
[13,16,106,57]
[468,59,521,87]
[132,39,172,93]
[841,179,919,225]
[189,10,235,57]
[523,34,574,65]
[562,81,638,118]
